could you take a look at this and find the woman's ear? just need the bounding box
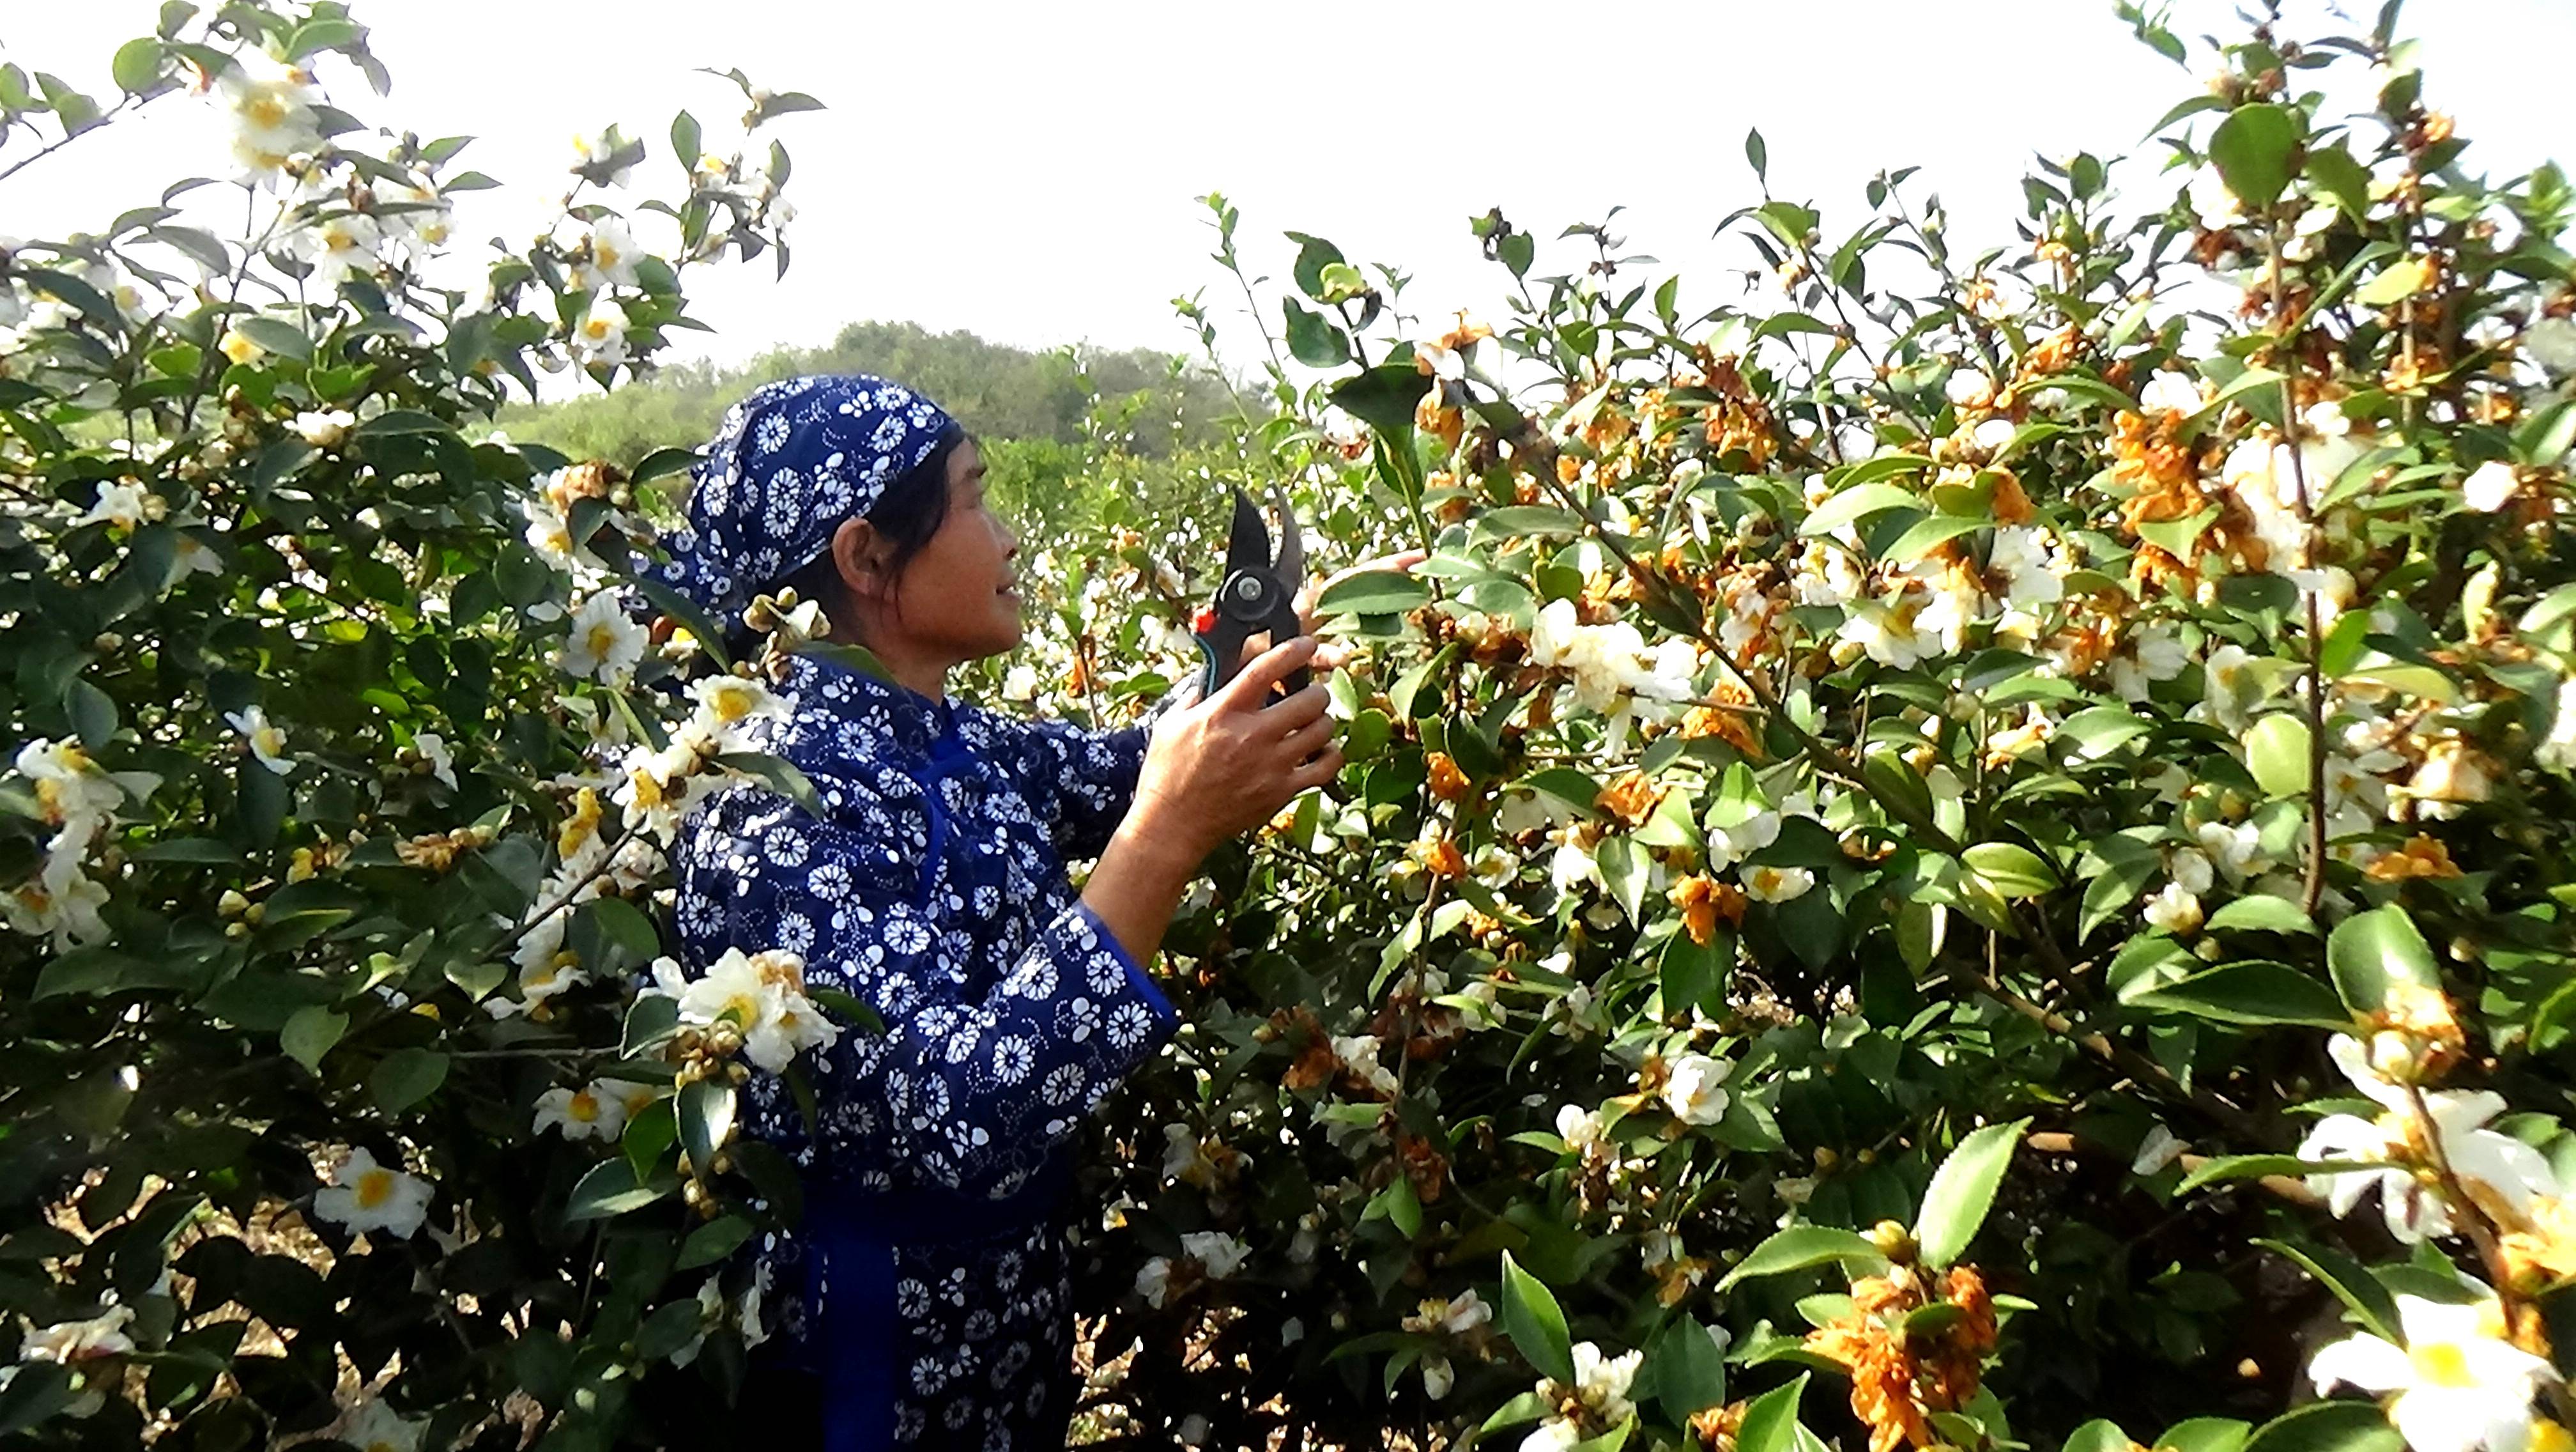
[830,516,889,602]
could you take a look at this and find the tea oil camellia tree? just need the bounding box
[1027,4,2576,1450]
[0,3,855,1448]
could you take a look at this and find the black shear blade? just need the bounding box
[1225,488,1271,578]
[1266,483,1303,587]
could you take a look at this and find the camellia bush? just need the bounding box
[0,4,853,1448]
[9,3,2576,1452]
[1008,4,2576,1451]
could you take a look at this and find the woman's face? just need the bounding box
[879,439,1023,663]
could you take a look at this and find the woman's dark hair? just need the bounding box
[776,423,968,637]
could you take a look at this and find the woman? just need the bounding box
[651,375,1393,1449]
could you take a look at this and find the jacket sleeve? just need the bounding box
[993,682,1196,861]
[680,769,1177,1201]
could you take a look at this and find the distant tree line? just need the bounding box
[496,319,1257,467]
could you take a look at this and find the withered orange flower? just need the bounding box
[1426,752,1470,802]
[1595,771,1665,826]
[2365,833,2464,882]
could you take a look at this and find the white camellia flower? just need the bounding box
[6,848,112,950]
[1181,1230,1252,1279]
[1135,1255,1174,1308]
[1838,598,1944,670]
[574,217,643,292]
[2138,370,2203,413]
[1555,1104,1606,1155]
[2143,881,2204,936]
[571,128,638,187]
[556,592,647,685]
[1331,1033,1400,1095]
[2462,461,2522,513]
[293,408,355,448]
[19,1302,135,1363]
[1742,864,1815,904]
[314,1147,434,1239]
[411,731,458,790]
[339,1396,426,1452]
[568,297,632,367]
[689,674,790,739]
[671,947,839,1073]
[224,704,293,775]
[77,479,155,530]
[1520,1340,1646,1450]
[533,1081,630,1141]
[16,738,121,829]
[1002,663,1040,701]
[1662,1053,1731,1125]
[2309,1295,2557,1452]
[2299,1035,2560,1242]
[214,51,323,182]
[295,212,383,291]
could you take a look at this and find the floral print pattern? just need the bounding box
[673,651,1178,1448]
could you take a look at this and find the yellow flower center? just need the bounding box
[2409,1341,2476,1388]
[595,242,621,269]
[353,1167,397,1210]
[586,622,619,658]
[244,94,288,128]
[582,318,612,340]
[706,683,758,722]
[567,1091,600,1123]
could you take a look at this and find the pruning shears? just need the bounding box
[1190,484,1308,704]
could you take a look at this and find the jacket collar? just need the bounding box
[778,648,958,760]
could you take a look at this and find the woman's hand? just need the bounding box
[1130,636,1341,865]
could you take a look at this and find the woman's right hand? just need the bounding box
[1130,635,1342,863]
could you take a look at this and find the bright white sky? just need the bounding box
[6,1,2571,381]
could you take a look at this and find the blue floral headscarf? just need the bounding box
[650,374,959,628]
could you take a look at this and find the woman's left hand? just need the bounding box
[1296,550,1427,671]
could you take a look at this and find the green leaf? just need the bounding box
[2242,713,2312,798]
[1650,1317,1730,1421]
[2354,257,2433,307]
[279,1006,346,1072]
[2205,896,2316,937]
[284,17,361,58]
[669,110,701,170]
[632,445,699,483]
[2175,1155,2382,1196]
[1963,842,2056,897]
[1314,569,1431,619]
[677,1079,736,1177]
[2131,962,2351,1029]
[623,992,680,1054]
[1800,482,1919,536]
[1716,1225,1887,1291]
[1329,362,1431,442]
[2209,103,2299,212]
[1282,300,1350,368]
[1736,1372,1811,1452]
[1913,1118,2029,1267]
[1883,513,1986,563]
[233,316,313,362]
[634,1295,707,1361]
[1498,1249,1574,1386]
[677,1214,754,1270]
[2239,1402,2403,1452]
[1478,1391,1554,1436]
[2156,1420,2254,1452]
[2253,1237,2400,1344]
[370,1047,448,1113]
[112,38,167,95]
[354,408,452,438]
[565,1158,668,1222]
[2327,904,2439,1016]
[1744,128,1768,180]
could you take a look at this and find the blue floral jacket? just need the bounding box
[674,653,1181,1205]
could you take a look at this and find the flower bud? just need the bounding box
[1867,1219,1918,1263]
